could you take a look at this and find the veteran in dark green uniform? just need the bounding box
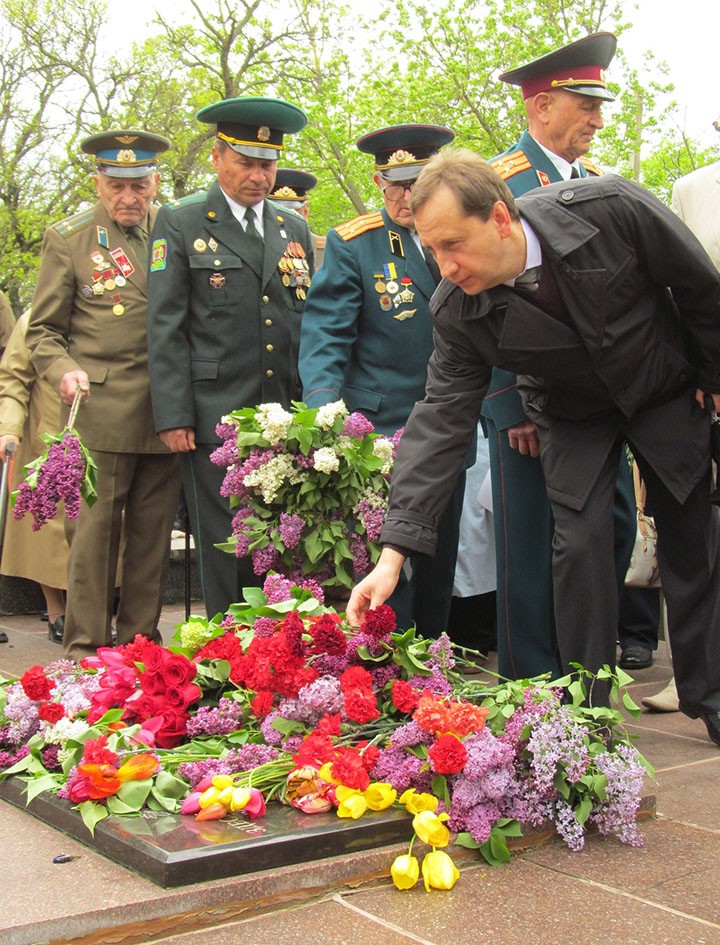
[147,97,313,618]
[27,131,181,658]
[299,124,462,636]
[269,168,326,268]
[478,33,635,679]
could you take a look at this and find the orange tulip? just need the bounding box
[117,754,160,782]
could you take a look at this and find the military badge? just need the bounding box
[112,303,125,317]
[394,309,416,321]
[150,239,167,272]
[537,170,551,186]
[208,238,218,252]
[257,126,271,142]
[193,238,207,252]
[81,285,93,298]
[110,247,134,277]
[96,226,109,248]
[209,272,226,289]
[379,294,392,311]
[386,280,399,294]
[388,231,404,258]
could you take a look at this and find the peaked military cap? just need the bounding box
[356,123,455,181]
[269,168,318,208]
[499,32,617,101]
[81,130,170,178]
[197,96,307,161]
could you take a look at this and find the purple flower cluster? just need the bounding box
[588,742,646,846]
[342,412,375,438]
[277,512,305,549]
[354,498,386,543]
[277,675,344,725]
[13,432,86,530]
[185,697,244,737]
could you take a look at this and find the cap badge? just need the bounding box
[115,135,140,145]
[387,149,417,167]
[257,126,271,142]
[275,186,299,199]
[117,149,137,164]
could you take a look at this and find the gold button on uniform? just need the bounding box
[266,344,274,352]
[265,318,273,326]
[265,369,273,378]
[262,295,270,303]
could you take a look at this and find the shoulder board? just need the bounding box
[579,157,603,177]
[51,208,95,238]
[314,234,327,249]
[164,191,208,212]
[489,149,532,180]
[335,211,384,242]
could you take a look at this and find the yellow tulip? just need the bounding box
[364,782,397,811]
[422,850,460,891]
[412,810,451,848]
[391,853,420,890]
[211,775,234,790]
[337,791,368,819]
[399,789,439,814]
[318,762,337,783]
[198,786,221,808]
[230,787,251,811]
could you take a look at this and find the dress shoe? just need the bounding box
[618,645,653,670]
[48,616,64,645]
[701,710,720,747]
[642,678,679,712]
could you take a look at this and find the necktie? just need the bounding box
[244,206,262,241]
[514,266,541,291]
[126,225,148,255]
[570,165,580,179]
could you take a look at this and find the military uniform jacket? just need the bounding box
[481,129,600,433]
[147,181,313,444]
[27,201,167,453]
[671,160,720,269]
[380,175,720,554]
[299,206,437,435]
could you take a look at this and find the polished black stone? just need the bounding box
[0,778,412,887]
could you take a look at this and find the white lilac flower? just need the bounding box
[255,403,294,445]
[312,446,340,474]
[243,453,305,503]
[315,400,348,430]
[372,436,394,473]
[45,717,90,746]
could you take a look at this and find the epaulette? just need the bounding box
[51,208,95,238]
[335,211,384,242]
[579,157,603,177]
[489,149,533,181]
[164,191,208,212]
[314,234,327,250]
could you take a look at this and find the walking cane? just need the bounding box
[0,439,16,643]
[183,503,191,621]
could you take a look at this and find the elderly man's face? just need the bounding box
[415,185,520,295]
[212,146,277,206]
[94,173,158,228]
[375,173,416,229]
[537,90,604,163]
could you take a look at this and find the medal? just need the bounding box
[104,278,116,291]
[379,294,392,311]
[81,285,93,298]
[209,272,226,289]
[112,303,125,317]
[375,280,386,293]
[90,252,105,267]
[386,280,399,294]
[92,282,104,295]
[193,238,207,252]
[114,274,126,287]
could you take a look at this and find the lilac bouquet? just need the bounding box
[211,401,400,590]
[11,392,98,530]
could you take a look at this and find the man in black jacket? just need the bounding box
[348,149,720,745]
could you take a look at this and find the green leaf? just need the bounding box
[77,801,109,836]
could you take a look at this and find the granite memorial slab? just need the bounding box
[0,778,413,887]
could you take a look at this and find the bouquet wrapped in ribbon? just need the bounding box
[11,388,98,530]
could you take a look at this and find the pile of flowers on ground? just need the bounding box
[210,400,399,591]
[0,575,652,890]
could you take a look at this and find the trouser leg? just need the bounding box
[114,453,181,646]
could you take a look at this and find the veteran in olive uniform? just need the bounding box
[474,34,635,680]
[147,97,313,619]
[26,131,181,658]
[269,168,326,268]
[299,124,462,636]
[0,290,15,356]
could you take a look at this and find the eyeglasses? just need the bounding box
[381,180,416,200]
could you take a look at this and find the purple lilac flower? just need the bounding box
[224,744,281,771]
[525,705,591,795]
[370,749,433,793]
[252,544,280,576]
[349,534,370,575]
[2,683,41,745]
[553,799,586,851]
[588,742,645,846]
[263,573,294,603]
[342,413,375,438]
[253,617,278,637]
[41,745,62,771]
[278,512,305,549]
[277,676,344,725]
[354,499,386,543]
[312,651,353,675]
[186,697,244,737]
[260,711,284,746]
[215,420,239,443]
[13,432,86,529]
[388,721,433,749]
[210,438,240,469]
[281,735,304,754]
[370,664,401,689]
[0,745,29,771]
[406,671,452,697]
[427,633,456,674]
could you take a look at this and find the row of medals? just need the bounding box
[82,251,128,317]
[278,242,311,300]
[374,275,415,313]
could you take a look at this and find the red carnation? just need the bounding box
[344,690,380,724]
[361,604,396,639]
[428,734,468,774]
[251,691,274,717]
[20,666,55,702]
[330,747,370,791]
[391,679,420,714]
[37,701,65,724]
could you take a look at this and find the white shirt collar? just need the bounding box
[530,134,581,180]
[219,188,265,236]
[506,219,543,286]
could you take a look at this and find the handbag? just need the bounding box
[625,461,661,588]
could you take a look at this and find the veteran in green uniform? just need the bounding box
[299,124,463,636]
[478,33,635,679]
[27,131,181,658]
[147,97,313,619]
[269,168,326,268]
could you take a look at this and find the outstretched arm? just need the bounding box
[346,547,406,627]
